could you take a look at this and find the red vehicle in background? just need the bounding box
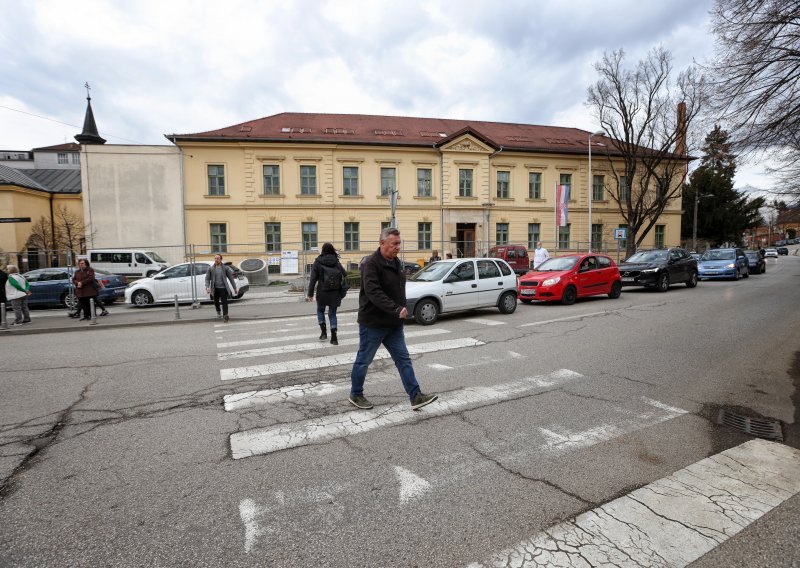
[489,245,530,275]
[517,253,622,305]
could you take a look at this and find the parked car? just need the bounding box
[488,244,530,275]
[777,247,789,256]
[88,249,170,278]
[764,248,779,258]
[617,248,698,291]
[690,252,701,262]
[23,267,128,309]
[698,248,749,280]
[405,258,518,325]
[359,255,420,276]
[744,250,766,274]
[517,253,622,305]
[124,261,249,307]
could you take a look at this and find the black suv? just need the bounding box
[618,248,698,292]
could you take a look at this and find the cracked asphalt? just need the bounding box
[0,255,798,567]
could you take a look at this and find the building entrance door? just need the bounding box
[456,224,476,258]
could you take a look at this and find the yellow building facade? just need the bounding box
[171,114,685,268]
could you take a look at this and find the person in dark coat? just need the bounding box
[72,258,98,321]
[0,264,8,307]
[306,242,347,345]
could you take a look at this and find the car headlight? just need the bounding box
[541,276,561,287]
[726,263,736,268]
[641,268,659,273]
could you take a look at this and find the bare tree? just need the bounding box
[587,47,706,256]
[24,205,93,264]
[709,0,800,203]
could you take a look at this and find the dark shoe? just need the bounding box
[348,395,374,409]
[319,323,327,340]
[99,310,109,316]
[223,315,229,323]
[68,313,80,318]
[330,329,338,345]
[22,320,32,324]
[411,392,438,410]
[79,317,91,321]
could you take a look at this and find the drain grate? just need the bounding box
[716,409,783,442]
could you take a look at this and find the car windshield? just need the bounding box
[410,261,455,281]
[536,256,579,271]
[624,251,667,263]
[745,252,759,259]
[701,250,735,261]
[146,251,167,263]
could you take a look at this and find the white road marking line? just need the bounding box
[214,314,328,329]
[428,352,527,371]
[468,439,800,568]
[464,318,506,326]
[218,328,450,360]
[220,337,483,381]
[394,466,431,504]
[427,363,453,370]
[217,323,358,348]
[229,369,583,458]
[238,498,267,554]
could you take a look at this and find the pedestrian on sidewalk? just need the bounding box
[5,265,32,325]
[205,254,237,322]
[306,242,347,345]
[533,241,550,269]
[349,228,438,411]
[72,259,98,321]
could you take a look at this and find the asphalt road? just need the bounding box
[1,254,798,567]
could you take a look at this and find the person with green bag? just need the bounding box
[4,264,32,325]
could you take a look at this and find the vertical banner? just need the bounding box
[557,184,570,227]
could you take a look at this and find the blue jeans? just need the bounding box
[317,304,338,329]
[350,324,420,400]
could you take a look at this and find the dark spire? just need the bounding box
[75,82,106,145]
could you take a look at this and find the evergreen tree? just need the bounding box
[682,126,764,245]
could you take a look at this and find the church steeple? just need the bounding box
[75,82,106,145]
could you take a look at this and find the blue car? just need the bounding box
[23,268,128,308]
[697,248,749,280]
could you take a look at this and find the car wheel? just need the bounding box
[520,298,533,304]
[608,281,622,299]
[414,299,439,325]
[561,285,577,305]
[734,267,740,281]
[743,266,749,278]
[498,291,518,314]
[131,290,154,307]
[685,271,698,288]
[61,292,78,310]
[656,272,669,292]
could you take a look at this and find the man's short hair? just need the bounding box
[380,227,400,241]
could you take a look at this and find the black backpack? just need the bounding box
[321,264,342,290]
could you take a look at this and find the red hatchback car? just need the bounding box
[517,253,622,305]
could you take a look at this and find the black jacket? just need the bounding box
[0,270,7,304]
[308,254,346,308]
[358,248,406,328]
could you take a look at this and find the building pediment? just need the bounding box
[440,135,493,154]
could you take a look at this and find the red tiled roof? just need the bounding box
[32,143,81,152]
[167,112,619,156]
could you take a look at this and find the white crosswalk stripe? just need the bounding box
[463,317,506,326]
[467,439,800,568]
[217,322,358,348]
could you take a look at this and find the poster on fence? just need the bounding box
[281,250,299,273]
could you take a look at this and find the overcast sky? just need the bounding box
[0,0,774,190]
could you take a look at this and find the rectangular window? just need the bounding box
[417,168,432,197]
[380,167,396,197]
[381,221,392,232]
[655,225,665,248]
[265,222,281,252]
[528,172,542,199]
[208,165,225,196]
[300,165,317,195]
[418,222,432,250]
[560,173,572,188]
[618,223,628,249]
[459,169,473,197]
[592,175,605,201]
[57,152,68,164]
[496,171,510,199]
[496,223,509,246]
[344,222,359,251]
[619,176,630,201]
[301,222,318,251]
[343,166,359,196]
[263,165,280,195]
[591,224,603,250]
[210,223,227,253]
[71,153,80,165]
[558,224,571,249]
[527,223,541,250]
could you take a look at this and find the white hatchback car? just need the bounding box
[763,248,779,258]
[405,257,518,325]
[125,261,250,307]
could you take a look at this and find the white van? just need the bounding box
[88,249,170,277]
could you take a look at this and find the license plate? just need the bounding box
[621,277,634,282]
[520,289,535,296]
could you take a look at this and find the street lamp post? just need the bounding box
[588,130,605,253]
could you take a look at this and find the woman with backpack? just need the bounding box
[306,242,347,345]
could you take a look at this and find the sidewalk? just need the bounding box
[0,285,361,336]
